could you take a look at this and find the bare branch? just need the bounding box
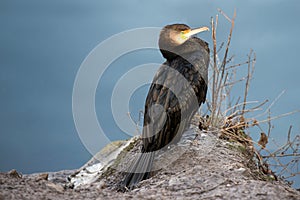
[242,49,253,114]
[203,9,299,187]
[218,8,233,22]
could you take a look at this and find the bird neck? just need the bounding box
[160,37,203,61]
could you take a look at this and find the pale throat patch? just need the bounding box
[170,30,188,45]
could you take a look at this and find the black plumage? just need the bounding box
[121,24,210,190]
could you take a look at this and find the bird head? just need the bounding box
[159,24,209,46]
[159,24,209,60]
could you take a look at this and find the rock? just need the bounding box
[35,173,48,181]
[68,139,136,189]
[8,169,21,178]
[45,182,64,193]
[0,125,299,199]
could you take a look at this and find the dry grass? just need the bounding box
[201,9,300,188]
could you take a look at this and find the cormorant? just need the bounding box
[121,24,210,190]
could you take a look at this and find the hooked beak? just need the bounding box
[185,26,209,38]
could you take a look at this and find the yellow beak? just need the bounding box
[185,26,209,38]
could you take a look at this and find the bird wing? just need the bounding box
[142,50,208,152]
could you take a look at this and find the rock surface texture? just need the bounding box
[1,126,299,200]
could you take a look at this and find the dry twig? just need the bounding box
[203,9,299,188]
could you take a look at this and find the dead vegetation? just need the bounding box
[199,9,300,188]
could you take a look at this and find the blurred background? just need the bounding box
[0,0,299,187]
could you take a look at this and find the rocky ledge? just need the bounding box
[1,126,299,200]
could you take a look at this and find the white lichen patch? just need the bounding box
[69,137,137,188]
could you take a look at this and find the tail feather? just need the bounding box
[120,151,155,190]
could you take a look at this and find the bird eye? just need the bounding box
[180,30,188,34]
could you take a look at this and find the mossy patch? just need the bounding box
[100,137,139,179]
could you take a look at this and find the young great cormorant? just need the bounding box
[121,24,210,190]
